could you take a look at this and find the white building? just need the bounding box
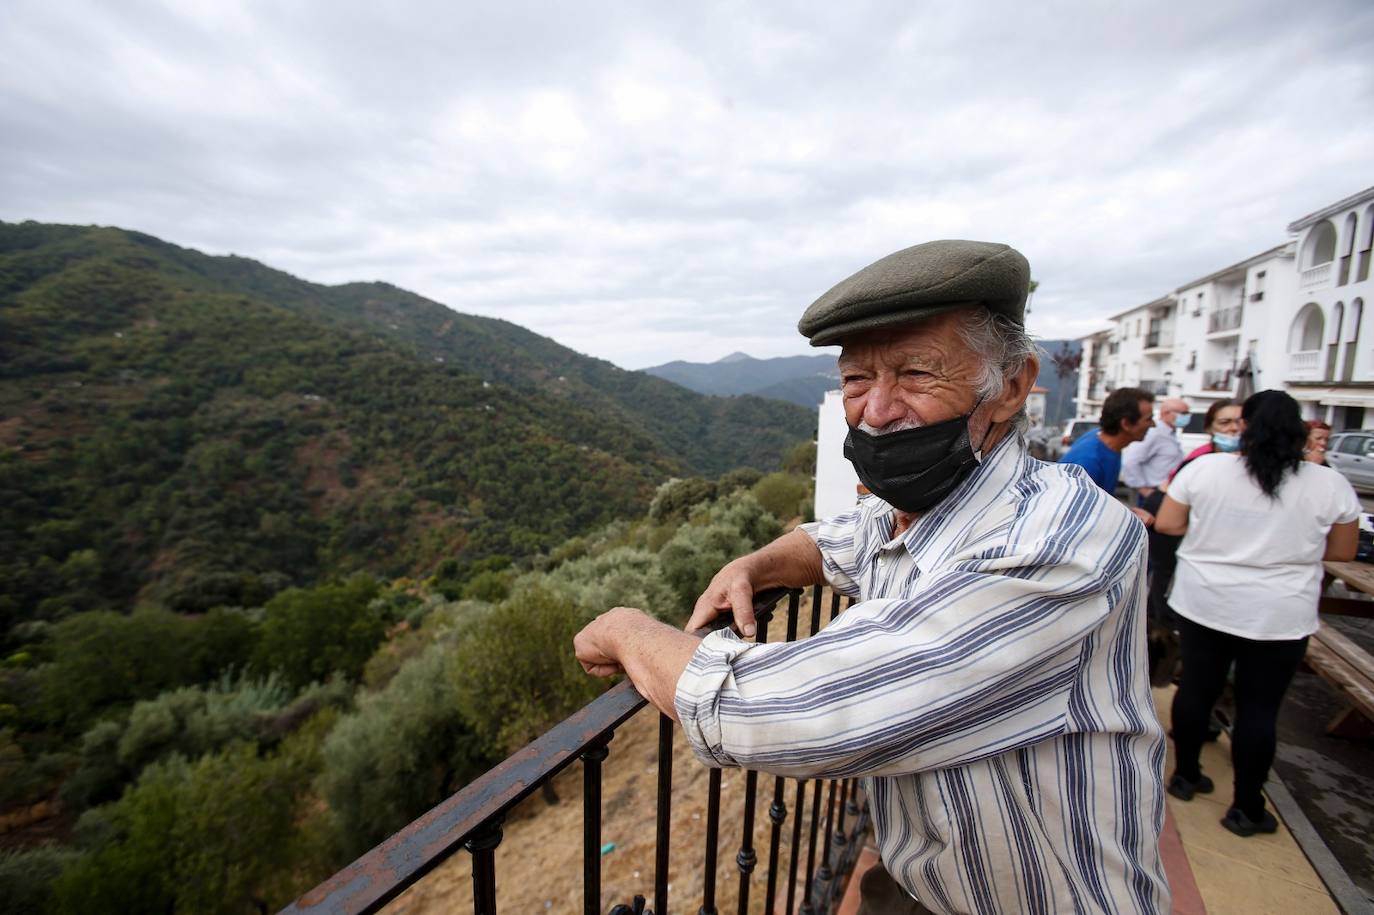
[1076,185,1374,429]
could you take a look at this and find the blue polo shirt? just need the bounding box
[1059,431,1120,493]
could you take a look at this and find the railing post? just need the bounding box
[733,601,774,914]
[582,741,610,915]
[465,821,503,915]
[700,767,722,915]
[764,588,803,915]
[655,715,673,915]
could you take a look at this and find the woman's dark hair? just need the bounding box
[1240,390,1307,498]
[1202,398,1238,432]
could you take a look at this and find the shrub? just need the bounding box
[648,477,717,522]
[318,642,490,857]
[751,472,812,524]
[452,588,604,755]
[538,546,679,620]
[252,575,384,690]
[0,846,78,915]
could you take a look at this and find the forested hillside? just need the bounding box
[0,219,821,913]
[0,221,812,632]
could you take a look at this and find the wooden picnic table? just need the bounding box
[1311,561,1374,736]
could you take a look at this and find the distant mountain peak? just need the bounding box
[716,351,753,364]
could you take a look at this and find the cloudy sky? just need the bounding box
[3,1,1372,368]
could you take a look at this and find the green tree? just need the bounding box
[452,589,603,755]
[318,642,490,857]
[252,575,384,690]
[751,472,812,524]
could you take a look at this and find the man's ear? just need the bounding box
[988,354,1039,424]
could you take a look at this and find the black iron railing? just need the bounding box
[284,587,871,915]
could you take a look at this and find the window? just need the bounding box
[1336,434,1366,455]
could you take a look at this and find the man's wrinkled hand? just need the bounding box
[687,561,758,637]
[573,607,636,677]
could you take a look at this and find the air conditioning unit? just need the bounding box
[1250,292,1264,302]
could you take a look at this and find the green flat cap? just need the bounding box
[798,239,1030,346]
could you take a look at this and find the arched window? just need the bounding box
[1302,220,1338,268]
[1329,302,1345,345]
[1359,206,1374,283]
[1342,298,1363,381]
[1290,303,1325,352]
[1339,213,1359,285]
[1328,302,1345,381]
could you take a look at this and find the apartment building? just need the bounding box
[1076,185,1374,429]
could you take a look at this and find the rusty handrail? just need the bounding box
[284,679,648,914]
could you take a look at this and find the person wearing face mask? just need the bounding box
[574,241,1169,915]
[1139,400,1241,682]
[1156,391,1359,837]
[1122,396,1191,503]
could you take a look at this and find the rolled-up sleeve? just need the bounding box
[674,501,1145,780]
[799,509,864,598]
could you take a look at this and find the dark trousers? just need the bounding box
[1170,615,1308,817]
[856,862,938,915]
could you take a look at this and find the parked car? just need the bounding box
[1061,418,1099,450]
[1326,431,1374,493]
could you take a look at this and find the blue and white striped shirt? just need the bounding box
[676,434,1169,914]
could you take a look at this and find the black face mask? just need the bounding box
[843,412,984,513]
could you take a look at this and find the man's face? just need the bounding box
[837,312,986,438]
[1158,398,1188,427]
[1123,400,1155,443]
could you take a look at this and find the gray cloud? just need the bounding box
[2,0,1372,367]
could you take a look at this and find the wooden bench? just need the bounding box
[1303,622,1374,738]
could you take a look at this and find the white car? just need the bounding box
[1326,431,1374,493]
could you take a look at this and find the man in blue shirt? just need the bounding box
[1061,386,1155,496]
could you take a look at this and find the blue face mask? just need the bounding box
[1212,432,1241,452]
[1172,413,1191,430]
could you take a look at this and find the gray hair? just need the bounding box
[952,308,1039,436]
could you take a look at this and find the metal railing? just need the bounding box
[284,587,871,915]
[1138,379,1170,396]
[1207,306,1242,334]
[1201,369,1232,391]
[1143,330,1171,350]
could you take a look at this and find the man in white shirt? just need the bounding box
[1122,398,1189,500]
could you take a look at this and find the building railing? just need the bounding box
[1138,379,1170,396]
[1288,349,1321,380]
[284,587,872,915]
[1143,331,1172,350]
[1201,369,1233,391]
[1207,306,1243,334]
[1300,262,1332,290]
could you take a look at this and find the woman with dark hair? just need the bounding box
[1174,399,1243,470]
[1156,390,1359,836]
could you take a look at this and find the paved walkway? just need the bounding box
[836,687,1340,914]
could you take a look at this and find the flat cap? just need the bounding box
[798,240,1030,346]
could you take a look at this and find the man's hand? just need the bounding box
[1129,506,1155,528]
[688,559,760,637]
[572,607,701,719]
[573,607,634,677]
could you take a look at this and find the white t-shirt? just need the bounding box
[1167,453,1361,639]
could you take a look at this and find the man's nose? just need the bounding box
[861,381,908,429]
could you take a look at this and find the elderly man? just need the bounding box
[574,241,1169,914]
[1122,397,1190,501]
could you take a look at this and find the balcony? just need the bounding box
[1288,350,1321,381]
[1143,330,1172,351]
[1139,379,1170,396]
[1202,369,1233,392]
[1300,262,1332,290]
[285,588,871,915]
[1207,306,1243,335]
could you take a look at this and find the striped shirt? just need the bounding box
[675,434,1169,914]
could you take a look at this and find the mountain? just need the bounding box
[0,221,812,631]
[645,352,839,406]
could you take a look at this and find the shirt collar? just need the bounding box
[867,433,1028,572]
